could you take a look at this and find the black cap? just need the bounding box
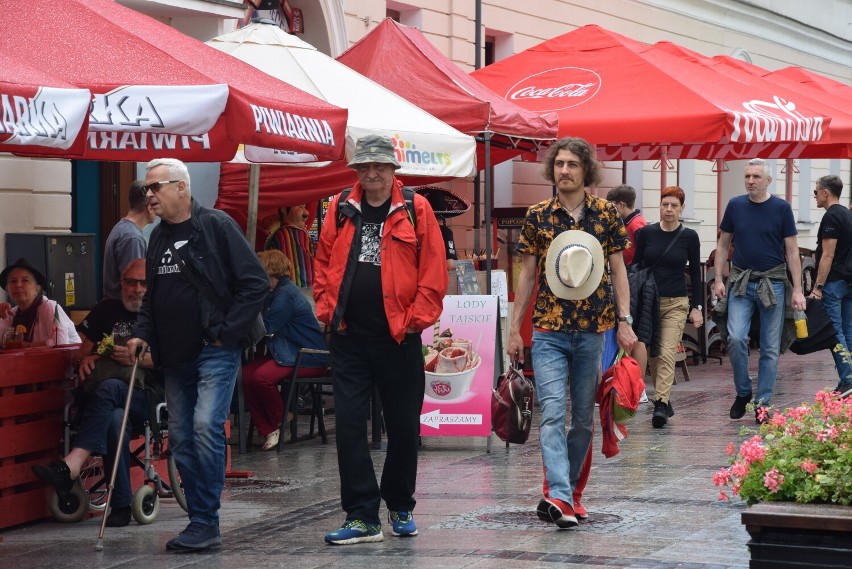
[0,258,47,291]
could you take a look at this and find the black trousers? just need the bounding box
[329,330,424,525]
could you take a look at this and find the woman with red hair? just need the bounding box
[631,186,703,428]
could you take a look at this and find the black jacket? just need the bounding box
[134,198,268,364]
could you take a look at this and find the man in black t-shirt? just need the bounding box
[314,135,447,545]
[810,175,852,396]
[128,159,268,553]
[32,259,158,528]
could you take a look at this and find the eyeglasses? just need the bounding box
[143,180,180,193]
[814,189,823,196]
[122,278,147,288]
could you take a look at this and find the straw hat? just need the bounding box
[545,230,604,300]
[414,186,471,219]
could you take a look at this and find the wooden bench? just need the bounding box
[0,345,77,529]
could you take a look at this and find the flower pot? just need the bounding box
[741,502,852,568]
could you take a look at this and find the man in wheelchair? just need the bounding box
[33,258,164,527]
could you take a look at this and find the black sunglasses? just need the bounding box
[143,180,180,193]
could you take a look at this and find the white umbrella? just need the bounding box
[207,20,477,177]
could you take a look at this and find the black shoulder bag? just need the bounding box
[169,242,267,348]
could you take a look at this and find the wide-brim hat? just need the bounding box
[545,230,605,300]
[347,134,401,170]
[0,257,47,291]
[414,186,471,219]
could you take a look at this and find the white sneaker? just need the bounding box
[639,390,649,403]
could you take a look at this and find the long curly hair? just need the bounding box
[542,137,602,188]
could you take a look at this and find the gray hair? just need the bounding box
[146,158,191,194]
[745,158,772,177]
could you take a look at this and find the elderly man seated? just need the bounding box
[32,259,163,527]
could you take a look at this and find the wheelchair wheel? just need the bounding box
[78,456,108,511]
[48,484,89,523]
[131,484,159,525]
[167,453,188,512]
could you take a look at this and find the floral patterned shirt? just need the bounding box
[517,193,629,333]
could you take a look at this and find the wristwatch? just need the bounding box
[692,304,703,311]
[617,315,634,325]
[815,283,824,290]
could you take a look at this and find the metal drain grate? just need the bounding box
[477,510,622,526]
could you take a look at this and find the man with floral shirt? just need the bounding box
[507,137,636,529]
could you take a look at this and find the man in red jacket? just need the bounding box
[314,134,447,545]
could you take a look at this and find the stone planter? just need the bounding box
[741,502,852,568]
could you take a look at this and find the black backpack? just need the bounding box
[336,186,417,228]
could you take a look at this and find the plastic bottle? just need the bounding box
[794,309,808,339]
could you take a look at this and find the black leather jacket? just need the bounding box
[134,199,268,363]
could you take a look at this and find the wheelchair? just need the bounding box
[48,398,187,525]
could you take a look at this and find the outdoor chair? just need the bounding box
[278,348,333,452]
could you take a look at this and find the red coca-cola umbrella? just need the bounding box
[651,43,852,159]
[0,0,348,163]
[0,52,91,156]
[471,25,834,161]
[770,67,852,100]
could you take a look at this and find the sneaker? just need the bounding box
[639,390,649,403]
[652,399,668,428]
[388,511,418,537]
[536,497,578,529]
[105,505,131,527]
[834,382,852,398]
[667,400,675,417]
[755,406,769,425]
[165,521,221,551]
[324,520,384,545]
[729,393,752,420]
[572,492,588,520]
[32,460,74,493]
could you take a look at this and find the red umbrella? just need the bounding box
[651,43,852,159]
[471,25,833,161]
[0,0,348,163]
[770,67,852,99]
[0,52,91,156]
[337,18,558,166]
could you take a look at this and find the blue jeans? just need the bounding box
[164,345,241,526]
[73,378,149,508]
[726,279,785,406]
[822,279,852,386]
[531,330,604,506]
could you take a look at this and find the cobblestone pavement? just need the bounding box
[0,349,839,568]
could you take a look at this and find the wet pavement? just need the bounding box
[0,348,840,568]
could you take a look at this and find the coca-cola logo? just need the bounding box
[507,67,601,112]
[430,381,452,397]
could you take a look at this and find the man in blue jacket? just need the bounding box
[128,158,268,552]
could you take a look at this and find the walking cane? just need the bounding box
[94,344,143,551]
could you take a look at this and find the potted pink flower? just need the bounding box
[713,390,852,568]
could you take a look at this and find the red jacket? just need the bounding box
[314,179,448,343]
[596,354,644,458]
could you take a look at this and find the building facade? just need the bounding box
[1,0,850,301]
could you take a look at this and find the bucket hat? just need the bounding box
[347,134,401,169]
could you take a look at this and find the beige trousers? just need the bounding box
[649,296,690,404]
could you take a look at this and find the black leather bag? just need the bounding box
[491,363,535,444]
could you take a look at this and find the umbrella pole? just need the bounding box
[246,163,261,248]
